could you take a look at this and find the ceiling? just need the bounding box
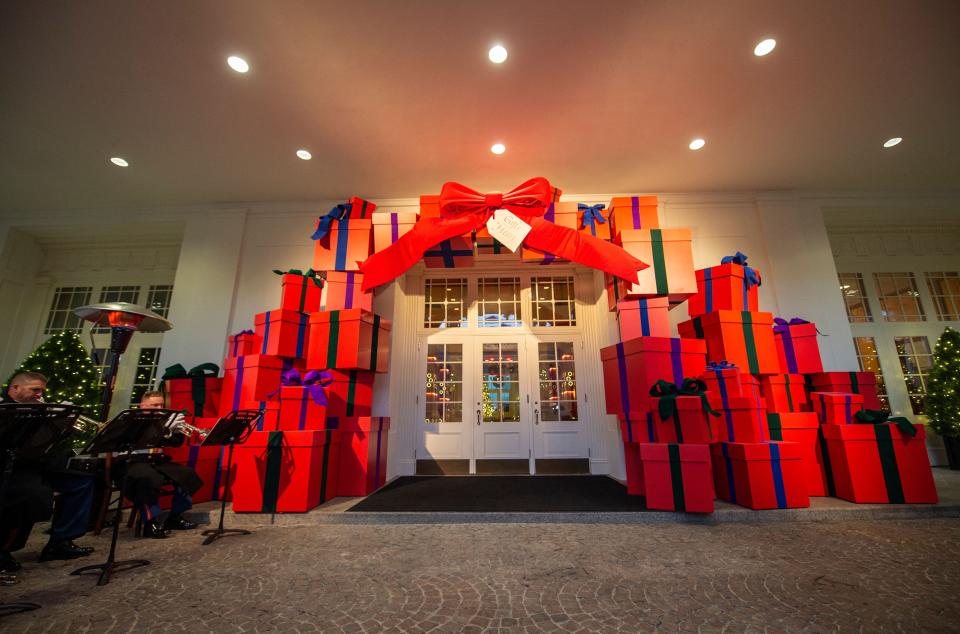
[1,0,958,213]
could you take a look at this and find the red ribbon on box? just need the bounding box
[359,177,648,291]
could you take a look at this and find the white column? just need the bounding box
[156,209,249,373]
[754,196,858,370]
[0,225,46,376]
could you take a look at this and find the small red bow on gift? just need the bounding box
[439,177,557,220]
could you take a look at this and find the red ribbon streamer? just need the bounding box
[359,177,647,291]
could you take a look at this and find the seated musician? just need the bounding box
[0,372,95,574]
[114,391,202,538]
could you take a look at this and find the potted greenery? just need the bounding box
[926,326,960,469]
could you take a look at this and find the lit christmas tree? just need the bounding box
[5,331,103,446]
[926,326,960,438]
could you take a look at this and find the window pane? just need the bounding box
[925,272,960,321]
[874,273,925,322]
[480,342,521,423]
[94,285,143,333]
[477,277,522,327]
[129,347,161,405]
[425,343,463,423]
[839,273,873,323]
[44,287,93,334]
[894,336,932,415]
[532,276,576,327]
[147,285,174,318]
[537,341,579,422]
[853,337,889,410]
[423,278,467,328]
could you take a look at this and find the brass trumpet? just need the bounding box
[164,414,211,441]
[38,397,104,434]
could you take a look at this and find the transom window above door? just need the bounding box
[421,274,577,330]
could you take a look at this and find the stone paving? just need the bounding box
[2,517,958,632]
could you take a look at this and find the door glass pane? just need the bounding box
[425,343,463,423]
[477,278,522,327]
[480,342,521,422]
[538,342,579,422]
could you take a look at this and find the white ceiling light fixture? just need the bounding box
[109,157,129,167]
[488,44,508,64]
[227,55,250,73]
[490,143,506,155]
[296,149,312,160]
[688,138,706,151]
[754,38,777,56]
[883,137,903,148]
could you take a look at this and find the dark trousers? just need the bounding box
[47,473,95,542]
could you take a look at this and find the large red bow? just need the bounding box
[359,178,647,291]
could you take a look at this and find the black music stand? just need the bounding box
[70,409,176,587]
[199,410,261,546]
[0,403,80,617]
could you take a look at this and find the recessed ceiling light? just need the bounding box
[227,55,249,73]
[109,157,129,167]
[883,137,902,148]
[754,38,776,56]
[688,138,706,151]
[490,143,506,155]
[296,149,312,160]
[488,45,508,64]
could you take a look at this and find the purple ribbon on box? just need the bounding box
[344,272,357,309]
[230,356,245,412]
[390,213,400,243]
[630,197,643,229]
[669,339,684,386]
[773,317,808,374]
[230,329,254,357]
[818,393,853,424]
[281,368,333,406]
[577,203,607,237]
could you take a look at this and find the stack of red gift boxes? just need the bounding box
[160,196,398,514]
[600,197,938,513]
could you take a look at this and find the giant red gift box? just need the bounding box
[639,443,714,513]
[741,374,761,401]
[822,423,937,503]
[700,364,743,411]
[619,411,657,496]
[808,372,882,410]
[774,322,823,374]
[255,309,310,360]
[711,441,810,510]
[227,331,261,358]
[616,297,670,339]
[326,416,390,496]
[600,337,707,416]
[811,391,864,424]
[616,229,697,302]
[422,195,472,241]
[258,397,280,431]
[232,429,341,512]
[521,202,578,263]
[323,271,373,312]
[312,198,375,272]
[424,237,474,269]
[277,386,327,431]
[766,412,829,496]
[279,272,323,314]
[760,374,810,413]
[608,196,660,240]
[688,263,760,317]
[372,211,418,253]
[678,310,779,375]
[717,396,769,443]
[326,369,375,417]
[604,273,624,312]
[219,355,283,416]
[577,204,612,241]
[651,395,721,444]
[165,376,222,418]
[307,309,391,373]
[163,417,227,503]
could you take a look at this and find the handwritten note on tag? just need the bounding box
[485,209,531,253]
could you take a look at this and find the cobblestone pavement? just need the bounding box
[2,519,958,633]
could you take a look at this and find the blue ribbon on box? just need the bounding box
[425,239,473,268]
[720,252,761,309]
[577,203,607,237]
[311,203,352,241]
[768,443,788,509]
[720,443,737,504]
[615,342,631,415]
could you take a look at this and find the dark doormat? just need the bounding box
[347,475,648,512]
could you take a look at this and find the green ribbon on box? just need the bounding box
[667,444,686,512]
[370,314,382,372]
[161,362,220,416]
[871,424,906,504]
[817,427,837,496]
[740,311,760,374]
[783,374,796,412]
[649,378,720,443]
[319,429,334,502]
[345,370,360,416]
[650,229,670,295]
[262,430,284,513]
[273,268,324,313]
[691,316,704,339]
[854,409,917,438]
[326,312,341,369]
[767,413,784,441]
[848,371,860,394]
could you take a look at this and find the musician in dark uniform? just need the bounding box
[0,372,95,574]
[115,391,202,538]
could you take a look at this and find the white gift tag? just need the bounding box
[484,209,531,253]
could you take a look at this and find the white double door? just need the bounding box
[419,333,586,473]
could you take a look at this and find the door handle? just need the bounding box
[476,409,481,426]
[534,409,539,425]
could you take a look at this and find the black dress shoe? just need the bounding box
[0,552,20,573]
[64,541,94,554]
[142,519,170,539]
[163,515,198,531]
[39,540,93,562]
